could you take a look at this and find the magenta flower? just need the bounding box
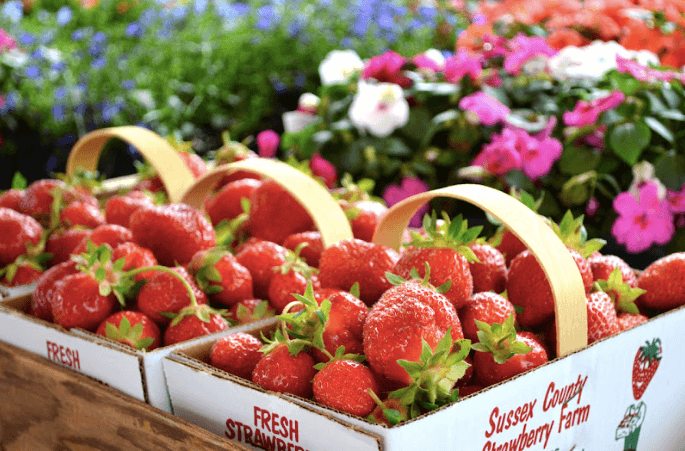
[413,49,444,72]
[667,184,685,214]
[382,176,430,227]
[611,182,675,253]
[458,92,510,126]
[503,34,557,75]
[471,133,522,176]
[586,197,600,217]
[256,130,280,158]
[563,90,625,127]
[514,125,563,181]
[616,55,679,83]
[363,50,413,88]
[310,153,337,189]
[443,49,482,83]
[0,29,17,53]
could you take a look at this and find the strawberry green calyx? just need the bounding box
[593,267,645,315]
[335,173,378,204]
[551,210,605,259]
[105,316,155,351]
[389,329,471,419]
[192,248,229,295]
[276,243,319,279]
[166,303,228,328]
[472,315,532,364]
[215,198,251,249]
[385,263,452,294]
[313,345,366,371]
[407,212,482,263]
[214,131,252,163]
[366,390,409,426]
[56,168,103,192]
[235,300,275,324]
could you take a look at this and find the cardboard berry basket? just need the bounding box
[162,184,685,450]
[0,156,352,414]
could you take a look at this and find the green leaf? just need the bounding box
[559,146,602,176]
[654,152,685,191]
[11,172,27,189]
[644,117,674,143]
[609,121,651,166]
[658,110,685,121]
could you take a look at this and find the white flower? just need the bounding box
[422,48,446,69]
[629,161,667,200]
[348,81,409,138]
[548,40,659,82]
[282,111,319,133]
[297,92,320,114]
[318,49,364,86]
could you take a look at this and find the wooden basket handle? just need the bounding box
[180,159,353,248]
[66,126,196,203]
[372,184,588,358]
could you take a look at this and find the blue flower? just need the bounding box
[139,8,157,26]
[93,31,107,44]
[52,104,67,122]
[54,87,66,100]
[122,79,135,90]
[0,92,17,113]
[71,29,87,41]
[56,134,76,147]
[19,33,35,47]
[51,61,66,72]
[91,56,107,69]
[125,22,143,38]
[171,5,188,20]
[351,15,371,37]
[340,37,352,48]
[89,44,104,57]
[45,155,59,173]
[40,30,55,45]
[377,10,394,31]
[37,10,50,23]
[74,103,87,116]
[2,1,23,24]
[287,19,304,38]
[25,65,41,80]
[126,143,141,158]
[30,48,43,60]
[193,0,208,15]
[101,101,122,122]
[56,6,73,26]
[256,5,276,30]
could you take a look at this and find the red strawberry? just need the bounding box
[312,288,368,362]
[29,260,79,322]
[111,242,158,282]
[51,272,118,331]
[0,207,43,266]
[473,326,548,387]
[213,139,261,187]
[163,304,228,347]
[71,224,134,255]
[251,343,317,398]
[282,231,324,268]
[318,238,400,306]
[631,338,662,400]
[104,191,155,228]
[46,228,92,266]
[249,179,314,245]
[617,312,649,331]
[203,178,262,227]
[18,179,66,224]
[495,229,527,267]
[586,291,620,344]
[129,203,216,266]
[2,259,43,286]
[363,279,463,386]
[0,189,24,211]
[589,254,638,288]
[235,239,288,299]
[210,332,264,379]
[313,359,379,417]
[468,243,507,294]
[268,248,320,313]
[368,396,409,426]
[636,252,685,311]
[96,311,162,351]
[226,298,275,325]
[59,201,106,229]
[342,200,388,242]
[459,291,516,343]
[188,248,253,307]
[136,266,208,326]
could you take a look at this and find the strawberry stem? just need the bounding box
[125,265,197,306]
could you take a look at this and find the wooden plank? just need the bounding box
[0,341,250,451]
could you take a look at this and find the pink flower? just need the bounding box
[0,29,17,53]
[413,49,444,72]
[458,92,510,126]
[667,184,685,213]
[471,133,522,176]
[363,50,413,88]
[503,34,557,75]
[616,55,679,83]
[611,182,675,253]
[480,34,509,61]
[443,49,482,83]
[256,130,280,158]
[310,153,337,189]
[382,176,430,227]
[586,197,599,217]
[563,90,625,127]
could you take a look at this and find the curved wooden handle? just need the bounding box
[180,159,353,249]
[66,126,196,203]
[372,184,588,358]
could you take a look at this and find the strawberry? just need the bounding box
[593,267,645,315]
[468,243,507,294]
[59,201,106,229]
[459,291,516,343]
[249,179,314,245]
[457,384,486,398]
[18,179,66,224]
[96,310,162,351]
[268,246,320,313]
[472,321,548,387]
[210,332,264,379]
[631,338,662,400]
[0,189,24,211]
[367,396,410,426]
[586,291,620,344]
[162,303,228,347]
[235,239,288,299]
[251,343,317,398]
[46,228,92,266]
[204,178,262,227]
[29,260,79,321]
[282,231,324,268]
[212,135,261,187]
[617,312,649,331]
[188,248,253,307]
[495,229,527,267]
[363,277,464,386]
[1,258,43,286]
[134,149,208,195]
[636,252,685,311]
[130,203,216,266]
[104,191,155,228]
[393,214,479,311]
[342,200,388,243]
[318,238,400,306]
[136,266,208,326]
[71,224,134,255]
[51,272,118,331]
[313,356,379,417]
[111,242,158,282]
[226,298,275,325]
[588,254,638,288]
[312,287,368,362]
[0,207,43,266]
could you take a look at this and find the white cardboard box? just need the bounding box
[163,306,685,450]
[0,293,277,413]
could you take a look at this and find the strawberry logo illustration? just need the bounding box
[631,338,662,400]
